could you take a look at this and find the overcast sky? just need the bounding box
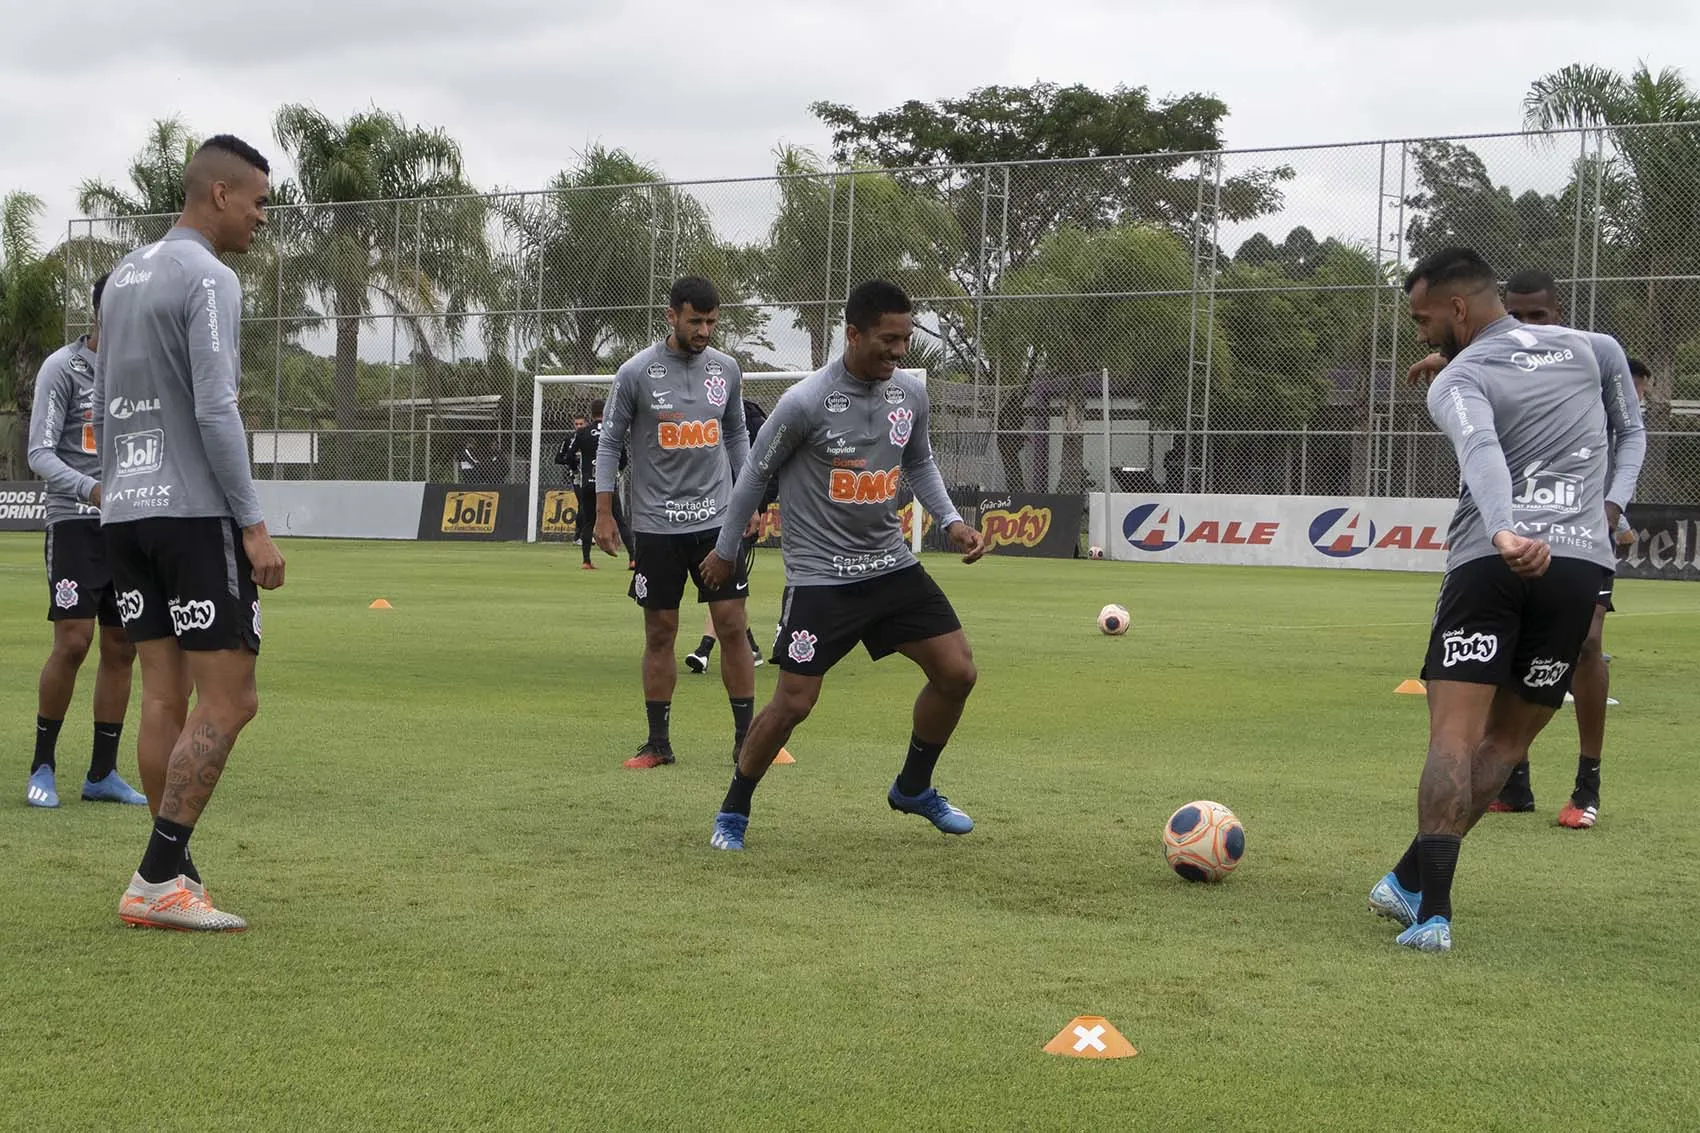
[2,0,1695,246]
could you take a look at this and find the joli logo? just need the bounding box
[442,491,499,533]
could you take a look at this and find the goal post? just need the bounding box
[526,369,930,549]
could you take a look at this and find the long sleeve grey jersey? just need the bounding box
[713,361,964,587]
[90,228,263,528]
[1427,315,1645,572]
[595,342,749,535]
[26,337,103,525]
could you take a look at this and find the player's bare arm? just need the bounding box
[948,521,986,564]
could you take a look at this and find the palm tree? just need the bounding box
[77,116,198,246]
[272,105,502,441]
[0,191,66,474]
[1524,62,1700,495]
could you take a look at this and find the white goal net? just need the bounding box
[526,369,930,548]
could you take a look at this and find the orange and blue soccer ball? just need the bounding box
[1163,800,1245,882]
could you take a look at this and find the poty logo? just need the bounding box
[53,579,79,610]
[1308,508,1377,558]
[112,263,152,288]
[1122,503,1186,551]
[1511,347,1575,373]
[787,630,818,664]
[703,375,728,407]
[1524,658,1570,688]
[1514,461,1582,514]
[169,598,217,636]
[888,408,913,447]
[1442,631,1499,667]
[117,590,145,624]
[108,396,162,420]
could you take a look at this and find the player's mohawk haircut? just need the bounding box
[197,134,271,175]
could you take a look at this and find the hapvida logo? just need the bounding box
[1122,503,1186,551]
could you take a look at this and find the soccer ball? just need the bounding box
[1097,603,1130,635]
[1088,545,1105,559]
[1163,800,1245,883]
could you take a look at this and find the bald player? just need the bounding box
[93,134,286,933]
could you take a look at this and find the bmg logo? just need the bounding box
[442,491,499,533]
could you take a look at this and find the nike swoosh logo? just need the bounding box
[651,390,671,398]
[735,582,749,591]
[825,430,851,440]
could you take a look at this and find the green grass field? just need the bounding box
[3,532,1698,1131]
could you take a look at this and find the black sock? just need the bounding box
[1576,756,1602,797]
[88,721,122,782]
[137,817,194,884]
[730,697,754,746]
[896,734,946,797]
[1505,761,1531,789]
[696,635,715,656]
[581,543,592,564]
[1392,836,1422,893]
[181,849,202,886]
[32,716,63,774]
[745,628,759,653]
[645,701,671,748]
[721,770,760,817]
[1416,834,1462,923]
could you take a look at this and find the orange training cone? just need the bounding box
[1043,1016,1138,1059]
[369,599,393,609]
[1395,679,1425,695]
[773,748,795,765]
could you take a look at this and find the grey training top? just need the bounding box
[596,341,750,535]
[1428,316,1645,572]
[26,337,103,525]
[713,360,963,587]
[91,228,263,528]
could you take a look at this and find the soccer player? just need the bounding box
[559,399,631,570]
[92,135,287,932]
[698,279,987,852]
[1408,269,1647,827]
[25,272,147,809]
[593,276,753,768]
[686,395,773,674]
[1369,248,1643,952]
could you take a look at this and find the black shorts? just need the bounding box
[1420,555,1608,708]
[776,565,962,677]
[1596,572,1615,613]
[44,519,121,627]
[629,529,749,610]
[104,517,262,653]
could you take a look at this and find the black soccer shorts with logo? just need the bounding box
[104,517,262,653]
[775,564,962,677]
[1420,554,1607,708]
[44,518,122,627]
[628,529,750,610]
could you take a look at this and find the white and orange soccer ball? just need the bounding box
[1163,800,1246,882]
[1097,603,1130,635]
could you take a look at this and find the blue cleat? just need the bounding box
[26,766,59,809]
[887,781,974,835]
[1396,916,1453,953]
[1368,872,1422,929]
[710,811,748,851]
[82,773,148,805]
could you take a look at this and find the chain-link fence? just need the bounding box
[63,123,1700,500]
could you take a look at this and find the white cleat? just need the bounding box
[118,873,247,932]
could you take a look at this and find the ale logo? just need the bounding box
[443,490,499,534]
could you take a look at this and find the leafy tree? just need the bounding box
[76,116,198,247]
[1402,140,1573,277]
[810,82,1293,372]
[1,191,64,410]
[763,145,964,369]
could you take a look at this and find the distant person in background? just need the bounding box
[25,270,147,809]
[559,399,631,570]
[686,396,776,674]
